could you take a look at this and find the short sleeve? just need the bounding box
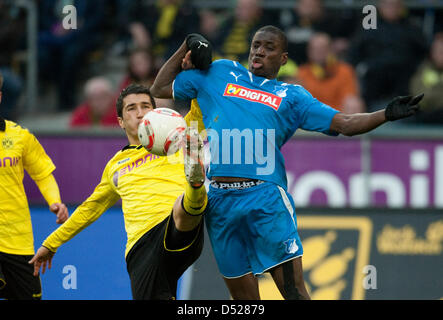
[172,69,204,101]
[293,85,340,136]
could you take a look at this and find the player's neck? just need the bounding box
[127,134,141,146]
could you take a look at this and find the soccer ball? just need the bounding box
[138,108,187,156]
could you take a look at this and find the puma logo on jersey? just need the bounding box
[223,83,282,110]
[198,41,208,48]
[229,72,242,82]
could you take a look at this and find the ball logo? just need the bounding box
[147,134,154,150]
[163,126,185,155]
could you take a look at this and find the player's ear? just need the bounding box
[118,116,125,130]
[281,52,288,66]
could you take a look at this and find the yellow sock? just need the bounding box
[182,183,207,216]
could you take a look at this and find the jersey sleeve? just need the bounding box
[22,130,56,181]
[292,85,340,136]
[42,162,120,252]
[172,69,205,101]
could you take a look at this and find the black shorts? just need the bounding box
[126,213,204,300]
[0,251,42,300]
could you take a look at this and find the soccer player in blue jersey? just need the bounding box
[151,26,423,300]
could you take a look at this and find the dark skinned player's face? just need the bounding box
[248,31,288,79]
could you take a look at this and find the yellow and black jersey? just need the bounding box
[0,120,56,255]
[43,145,187,257]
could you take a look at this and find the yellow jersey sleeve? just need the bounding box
[34,174,62,206]
[42,162,120,252]
[22,130,55,181]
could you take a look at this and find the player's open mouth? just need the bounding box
[252,58,263,69]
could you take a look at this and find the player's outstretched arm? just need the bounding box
[330,94,424,136]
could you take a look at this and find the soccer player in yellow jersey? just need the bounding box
[30,84,208,300]
[0,71,69,300]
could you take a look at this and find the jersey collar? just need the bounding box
[121,144,143,151]
[0,116,5,132]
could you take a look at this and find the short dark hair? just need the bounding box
[255,25,288,52]
[116,83,156,117]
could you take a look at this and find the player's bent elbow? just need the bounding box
[330,113,356,137]
[150,84,172,99]
[149,84,161,98]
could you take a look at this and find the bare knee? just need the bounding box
[224,275,260,300]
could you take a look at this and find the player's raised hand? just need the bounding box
[50,202,69,224]
[185,33,212,70]
[385,93,424,121]
[29,246,55,277]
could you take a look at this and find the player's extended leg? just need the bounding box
[172,126,207,232]
[269,257,310,300]
[224,274,261,300]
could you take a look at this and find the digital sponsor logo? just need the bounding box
[223,83,282,110]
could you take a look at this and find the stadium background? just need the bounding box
[1,0,442,299]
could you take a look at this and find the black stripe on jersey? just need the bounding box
[122,145,143,151]
[0,117,5,131]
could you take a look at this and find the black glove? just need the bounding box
[385,93,424,121]
[185,33,212,70]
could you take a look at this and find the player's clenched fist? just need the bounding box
[185,33,212,70]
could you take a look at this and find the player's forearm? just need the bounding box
[150,41,188,99]
[331,110,387,136]
[42,201,107,252]
[42,212,88,252]
[42,180,119,252]
[34,174,61,206]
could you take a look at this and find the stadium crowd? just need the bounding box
[1,0,443,126]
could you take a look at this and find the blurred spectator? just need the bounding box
[213,0,276,64]
[38,0,105,111]
[118,48,157,92]
[199,9,221,48]
[279,0,356,65]
[296,33,365,114]
[347,0,428,112]
[127,0,200,66]
[410,33,443,124]
[70,77,118,127]
[0,1,25,120]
